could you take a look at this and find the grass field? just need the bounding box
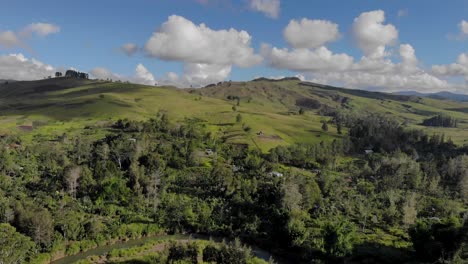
[1,77,467,150]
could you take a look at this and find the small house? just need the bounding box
[205,149,214,155]
[268,171,283,177]
[364,149,374,155]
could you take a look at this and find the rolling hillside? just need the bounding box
[1,77,468,151]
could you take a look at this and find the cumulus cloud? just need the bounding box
[145,15,261,67]
[399,43,418,67]
[143,15,261,87]
[120,43,138,56]
[247,0,280,19]
[432,53,468,81]
[261,44,354,72]
[283,18,340,49]
[308,70,453,93]
[90,67,123,81]
[158,63,231,88]
[0,53,55,80]
[460,20,468,36]
[91,64,156,85]
[352,10,398,58]
[304,43,459,93]
[134,63,156,85]
[261,9,463,93]
[21,23,60,37]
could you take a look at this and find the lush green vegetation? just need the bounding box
[0,78,468,263]
[0,109,467,263]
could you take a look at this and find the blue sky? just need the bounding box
[1,0,468,92]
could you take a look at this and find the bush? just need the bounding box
[28,253,51,264]
[168,242,199,263]
[79,239,97,251]
[66,242,81,256]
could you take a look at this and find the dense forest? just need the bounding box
[0,111,467,263]
[422,114,458,128]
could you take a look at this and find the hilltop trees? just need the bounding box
[422,114,457,127]
[55,71,62,77]
[65,70,89,79]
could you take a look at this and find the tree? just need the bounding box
[28,209,54,248]
[64,166,82,198]
[402,192,418,227]
[65,70,88,79]
[236,114,242,123]
[459,170,468,203]
[336,122,342,134]
[321,121,328,131]
[323,220,356,257]
[0,223,35,264]
[299,108,305,115]
[409,219,464,262]
[56,210,85,240]
[148,168,163,216]
[232,105,237,112]
[55,72,62,77]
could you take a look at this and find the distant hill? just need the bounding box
[0,79,17,84]
[396,91,468,102]
[1,77,468,150]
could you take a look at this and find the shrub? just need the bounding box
[66,242,81,256]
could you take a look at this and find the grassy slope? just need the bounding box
[1,77,467,151]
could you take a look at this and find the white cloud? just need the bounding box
[120,43,138,56]
[308,70,453,93]
[144,15,261,87]
[144,15,261,67]
[399,43,418,67]
[0,53,55,80]
[262,12,460,94]
[91,67,123,81]
[460,20,468,36]
[158,63,231,88]
[0,31,21,48]
[352,10,398,58]
[304,44,454,93]
[21,23,60,37]
[248,0,280,19]
[283,18,340,49]
[432,53,468,80]
[304,43,458,93]
[91,64,156,85]
[261,44,354,72]
[183,63,231,85]
[0,22,60,50]
[134,63,156,85]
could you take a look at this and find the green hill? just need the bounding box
[1,77,467,150]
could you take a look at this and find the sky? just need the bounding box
[1,0,468,93]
